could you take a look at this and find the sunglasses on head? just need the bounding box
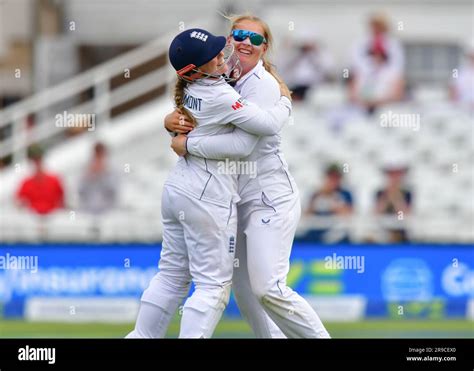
[231,29,267,46]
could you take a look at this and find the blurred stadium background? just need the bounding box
[0,0,473,338]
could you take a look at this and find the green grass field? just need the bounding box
[1,318,472,338]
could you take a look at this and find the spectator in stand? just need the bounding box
[303,163,353,243]
[16,145,65,214]
[450,40,474,110]
[348,36,405,115]
[328,19,405,131]
[374,161,412,243]
[351,12,405,74]
[279,30,334,101]
[78,142,118,215]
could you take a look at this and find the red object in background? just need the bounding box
[16,173,64,214]
[371,34,387,55]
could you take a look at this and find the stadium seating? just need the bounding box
[0,81,472,243]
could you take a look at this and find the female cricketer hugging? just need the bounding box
[165,15,330,339]
[126,27,292,338]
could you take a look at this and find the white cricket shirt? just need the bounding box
[186,61,298,203]
[165,76,291,208]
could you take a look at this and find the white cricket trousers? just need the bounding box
[126,186,237,338]
[232,192,330,338]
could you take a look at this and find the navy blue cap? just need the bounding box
[169,28,226,73]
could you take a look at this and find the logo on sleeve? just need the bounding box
[231,98,245,111]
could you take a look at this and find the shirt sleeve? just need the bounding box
[214,87,291,136]
[239,75,281,109]
[186,128,259,159]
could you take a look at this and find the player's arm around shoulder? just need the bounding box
[238,71,281,109]
[214,81,291,136]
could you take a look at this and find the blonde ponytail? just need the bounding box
[173,78,196,124]
[262,58,286,86]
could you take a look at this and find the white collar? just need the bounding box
[235,60,264,88]
[192,76,226,86]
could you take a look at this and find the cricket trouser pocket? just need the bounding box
[211,200,237,231]
[245,192,275,229]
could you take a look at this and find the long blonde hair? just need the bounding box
[173,78,196,124]
[225,13,288,89]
